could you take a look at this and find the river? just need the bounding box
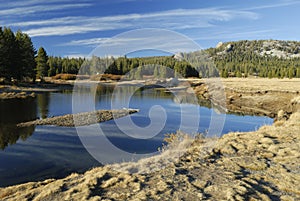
[0,84,273,187]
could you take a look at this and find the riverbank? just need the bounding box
[0,81,73,99]
[0,82,73,93]
[53,77,300,118]
[193,78,300,118]
[2,77,299,118]
[0,91,35,99]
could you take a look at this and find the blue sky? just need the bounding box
[1,0,300,57]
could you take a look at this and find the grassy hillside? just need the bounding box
[205,40,300,78]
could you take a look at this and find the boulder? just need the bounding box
[216,42,223,48]
[174,52,184,61]
[226,44,234,52]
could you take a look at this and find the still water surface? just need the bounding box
[0,84,273,187]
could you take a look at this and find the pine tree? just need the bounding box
[0,27,4,78]
[296,68,300,78]
[35,47,49,81]
[160,66,167,79]
[47,57,56,76]
[288,68,294,79]
[134,66,142,80]
[222,69,229,78]
[268,71,273,79]
[15,30,36,80]
[1,27,18,80]
[153,65,159,79]
[174,62,181,77]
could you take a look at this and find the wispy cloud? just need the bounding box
[11,17,86,27]
[62,37,110,46]
[0,3,91,16]
[193,29,276,41]
[63,29,204,57]
[61,37,153,48]
[13,8,258,37]
[0,0,88,8]
[245,0,300,10]
[63,29,275,51]
[25,25,107,37]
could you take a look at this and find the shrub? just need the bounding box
[90,74,123,81]
[52,74,77,80]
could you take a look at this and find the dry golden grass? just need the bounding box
[291,96,300,104]
[221,77,300,92]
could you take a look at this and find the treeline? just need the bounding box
[47,56,85,76]
[47,55,200,78]
[206,40,300,78]
[1,27,300,81]
[79,56,199,78]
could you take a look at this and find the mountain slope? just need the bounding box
[204,40,300,78]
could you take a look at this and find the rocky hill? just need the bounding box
[212,40,300,59]
[203,40,300,78]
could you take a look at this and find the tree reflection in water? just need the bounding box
[0,97,37,150]
[37,93,50,119]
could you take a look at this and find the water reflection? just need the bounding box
[0,98,37,150]
[37,93,50,119]
[0,85,272,151]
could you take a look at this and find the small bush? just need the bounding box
[52,74,77,80]
[90,74,123,81]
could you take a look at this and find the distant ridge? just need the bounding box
[200,39,300,78]
[210,39,300,59]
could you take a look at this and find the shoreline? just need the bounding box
[193,78,300,118]
[1,77,300,119]
[0,82,74,93]
[2,77,300,117]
